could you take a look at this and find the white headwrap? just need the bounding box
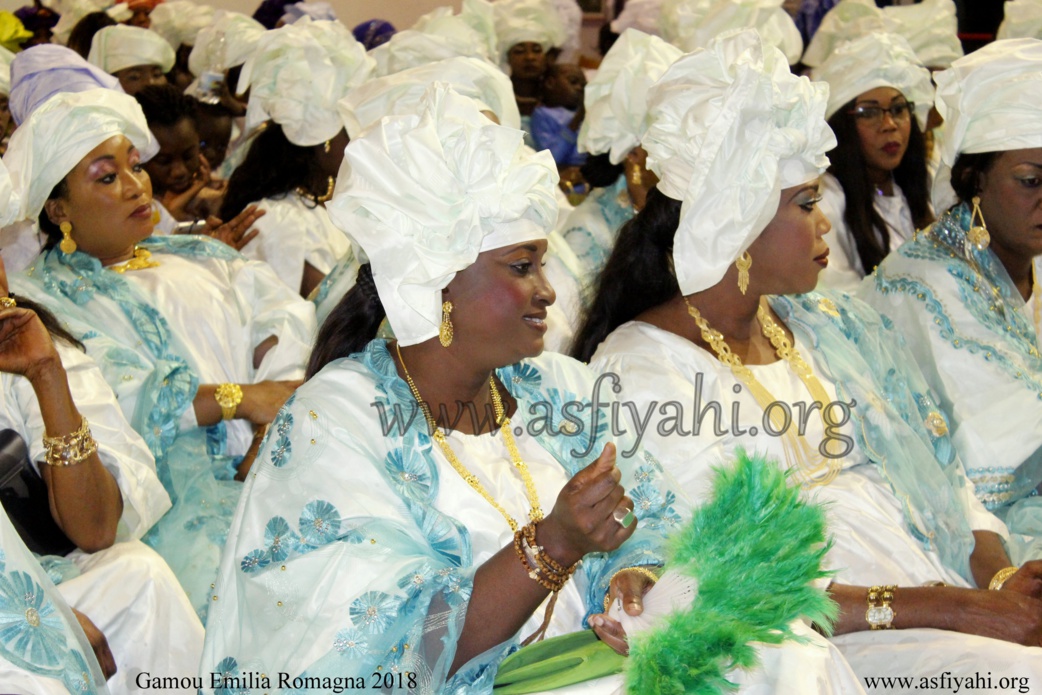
[188,11,266,77]
[932,38,1042,212]
[812,32,933,129]
[52,0,132,46]
[0,158,20,229]
[412,0,497,60]
[239,18,375,147]
[659,0,711,50]
[998,0,1042,40]
[148,0,214,50]
[552,0,582,62]
[2,88,157,224]
[340,56,520,138]
[326,85,559,346]
[668,0,803,65]
[803,0,961,68]
[578,29,681,163]
[643,29,834,295]
[87,24,176,74]
[0,46,15,95]
[493,0,567,63]
[610,0,663,36]
[885,0,962,69]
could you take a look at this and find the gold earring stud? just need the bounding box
[736,251,752,295]
[59,221,76,254]
[439,301,454,347]
[968,196,990,251]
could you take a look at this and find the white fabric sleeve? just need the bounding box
[14,342,172,541]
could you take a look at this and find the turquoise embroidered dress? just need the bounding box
[200,342,679,694]
[860,203,1042,564]
[560,175,635,285]
[0,509,108,693]
[11,235,316,619]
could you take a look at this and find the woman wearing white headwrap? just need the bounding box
[561,28,679,286]
[5,88,316,620]
[312,58,585,354]
[861,39,1042,573]
[661,0,803,64]
[147,0,214,91]
[220,18,372,297]
[812,32,935,292]
[200,85,680,694]
[0,149,203,695]
[494,0,566,144]
[576,28,1042,685]
[87,24,174,95]
[998,0,1042,40]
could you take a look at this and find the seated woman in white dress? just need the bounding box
[560,29,678,289]
[201,84,865,695]
[860,38,1042,567]
[575,30,1042,687]
[0,159,202,693]
[219,18,373,297]
[4,88,316,620]
[812,32,935,292]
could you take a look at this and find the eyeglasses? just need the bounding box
[847,102,915,128]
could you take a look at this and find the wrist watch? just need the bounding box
[865,585,896,630]
[215,383,243,421]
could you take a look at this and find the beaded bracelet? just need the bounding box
[513,522,576,593]
[43,417,98,467]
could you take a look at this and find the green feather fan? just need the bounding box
[625,449,837,695]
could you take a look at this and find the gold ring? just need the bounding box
[0,296,17,309]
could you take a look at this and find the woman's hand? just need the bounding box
[589,613,629,655]
[955,587,1042,646]
[72,608,117,680]
[0,303,61,383]
[1001,561,1042,600]
[537,443,637,567]
[238,380,302,425]
[203,205,264,251]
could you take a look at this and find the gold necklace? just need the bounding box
[684,297,841,486]
[295,176,335,204]
[107,246,160,274]
[394,343,544,531]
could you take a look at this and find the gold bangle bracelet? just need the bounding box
[603,566,661,612]
[988,566,1019,591]
[42,416,98,467]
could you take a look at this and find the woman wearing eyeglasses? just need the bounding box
[812,33,935,292]
[861,38,1042,567]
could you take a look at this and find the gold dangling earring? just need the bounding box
[736,251,752,295]
[323,140,331,154]
[151,208,160,225]
[59,221,76,254]
[439,301,454,347]
[968,196,990,251]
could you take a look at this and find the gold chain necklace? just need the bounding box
[684,297,841,486]
[108,246,160,274]
[295,176,335,204]
[394,343,544,531]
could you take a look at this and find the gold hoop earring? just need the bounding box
[736,251,752,295]
[323,140,332,154]
[439,301,454,347]
[968,196,990,251]
[59,221,76,255]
